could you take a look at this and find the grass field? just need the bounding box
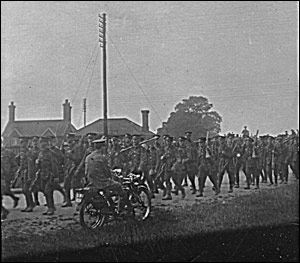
[2,182,299,261]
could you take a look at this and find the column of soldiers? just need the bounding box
[1,128,299,220]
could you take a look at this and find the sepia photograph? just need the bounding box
[1,1,299,262]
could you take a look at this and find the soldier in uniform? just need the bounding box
[184,131,197,194]
[218,135,235,193]
[148,135,161,196]
[1,139,19,208]
[233,136,244,188]
[62,133,82,207]
[288,134,299,180]
[85,137,132,210]
[241,126,250,139]
[107,135,123,170]
[196,137,220,197]
[47,136,66,202]
[32,137,58,215]
[265,135,275,186]
[170,136,186,199]
[160,135,176,200]
[74,133,96,187]
[242,136,260,189]
[16,137,36,212]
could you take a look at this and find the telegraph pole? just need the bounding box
[83,98,86,127]
[99,13,108,137]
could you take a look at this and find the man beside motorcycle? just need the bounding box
[84,137,132,211]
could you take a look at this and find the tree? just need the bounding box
[157,96,222,139]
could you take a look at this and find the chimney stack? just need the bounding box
[63,99,72,122]
[141,110,149,132]
[8,101,16,122]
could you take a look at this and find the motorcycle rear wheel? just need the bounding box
[79,198,107,229]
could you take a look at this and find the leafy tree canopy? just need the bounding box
[157,96,222,140]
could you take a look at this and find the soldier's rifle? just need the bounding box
[120,136,159,153]
[10,167,22,188]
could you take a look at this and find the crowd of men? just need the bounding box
[1,126,299,221]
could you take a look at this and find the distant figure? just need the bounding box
[241,126,250,139]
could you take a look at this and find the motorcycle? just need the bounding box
[75,169,151,229]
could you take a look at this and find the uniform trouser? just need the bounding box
[163,170,173,196]
[218,169,235,189]
[64,168,75,203]
[290,161,299,179]
[265,164,273,184]
[198,169,219,194]
[144,169,155,194]
[245,165,260,187]
[186,164,196,190]
[171,171,185,194]
[234,162,243,185]
[22,179,34,208]
[281,163,289,182]
[273,164,281,184]
[41,179,55,210]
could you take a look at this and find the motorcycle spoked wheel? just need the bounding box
[130,187,151,221]
[79,198,108,229]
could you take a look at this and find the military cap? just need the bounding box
[39,136,50,143]
[198,137,206,143]
[185,131,192,135]
[124,133,132,139]
[19,137,29,145]
[86,132,97,138]
[31,136,39,142]
[244,136,254,142]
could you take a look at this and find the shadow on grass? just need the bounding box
[3,222,299,262]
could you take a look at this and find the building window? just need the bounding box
[11,137,18,146]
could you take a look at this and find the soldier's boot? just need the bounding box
[181,188,185,199]
[13,196,19,208]
[234,184,239,188]
[162,187,167,197]
[1,206,9,221]
[21,193,34,212]
[71,188,76,201]
[244,183,251,190]
[228,184,233,193]
[43,194,56,215]
[33,192,40,206]
[196,191,203,197]
[62,190,72,207]
[171,189,179,195]
[162,189,172,200]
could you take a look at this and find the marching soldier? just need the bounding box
[233,136,244,188]
[288,134,299,180]
[265,135,275,185]
[196,137,220,197]
[184,131,197,194]
[242,136,260,189]
[74,133,96,187]
[107,135,123,170]
[62,133,82,207]
[160,135,176,200]
[31,137,58,215]
[241,126,250,139]
[170,136,186,199]
[218,135,235,193]
[1,139,19,208]
[148,136,162,196]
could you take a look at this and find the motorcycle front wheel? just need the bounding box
[79,198,107,229]
[130,186,151,221]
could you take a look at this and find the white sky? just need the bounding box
[1,1,299,136]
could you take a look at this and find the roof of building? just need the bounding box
[75,118,154,137]
[1,119,76,138]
